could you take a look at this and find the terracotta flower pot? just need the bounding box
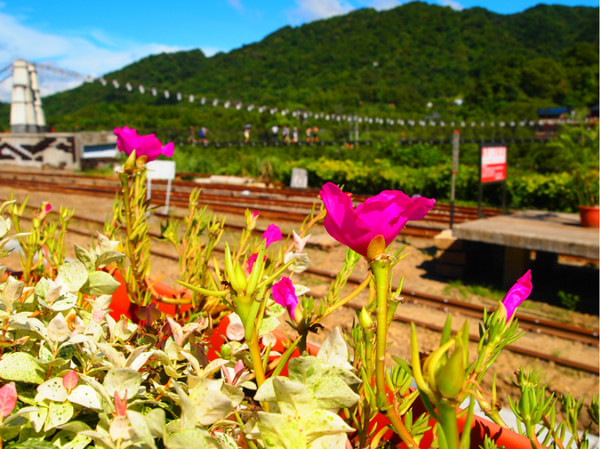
[579,205,600,228]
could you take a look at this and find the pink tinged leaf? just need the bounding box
[225,313,244,341]
[292,231,311,253]
[272,277,298,320]
[44,203,52,213]
[262,224,282,248]
[62,370,79,391]
[114,390,127,417]
[92,308,105,323]
[501,269,533,321]
[0,382,17,418]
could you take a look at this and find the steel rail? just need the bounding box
[6,201,598,374]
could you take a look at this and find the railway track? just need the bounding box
[0,170,499,238]
[5,200,598,374]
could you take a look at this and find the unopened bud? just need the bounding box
[435,345,465,399]
[359,307,373,330]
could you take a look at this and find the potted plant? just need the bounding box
[548,124,599,227]
[0,126,596,449]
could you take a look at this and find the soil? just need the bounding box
[0,169,598,433]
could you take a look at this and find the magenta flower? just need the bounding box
[501,269,533,321]
[319,182,436,258]
[113,126,174,162]
[262,224,282,248]
[272,277,298,320]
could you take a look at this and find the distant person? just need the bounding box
[305,127,312,143]
[312,126,319,143]
[292,126,298,143]
[243,125,251,143]
[271,124,279,143]
[282,126,290,144]
[188,126,196,144]
[199,126,208,144]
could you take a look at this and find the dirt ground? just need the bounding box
[0,176,598,432]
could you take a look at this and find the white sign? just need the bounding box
[146,160,175,180]
[146,160,176,214]
[290,168,308,189]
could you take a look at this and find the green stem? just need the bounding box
[438,401,460,449]
[371,259,389,404]
[371,258,418,448]
[248,330,266,387]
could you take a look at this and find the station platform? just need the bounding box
[449,210,599,292]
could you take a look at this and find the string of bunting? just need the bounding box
[96,77,584,129]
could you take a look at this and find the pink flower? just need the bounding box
[262,224,282,248]
[246,253,259,274]
[272,277,298,320]
[113,126,174,162]
[0,382,17,418]
[501,270,533,321]
[319,182,436,258]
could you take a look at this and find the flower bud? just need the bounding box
[358,307,373,330]
[435,345,465,399]
[366,235,386,261]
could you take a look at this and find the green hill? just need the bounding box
[1,3,598,135]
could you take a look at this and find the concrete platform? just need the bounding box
[454,210,599,260]
[453,210,599,288]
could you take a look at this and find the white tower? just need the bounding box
[10,59,44,133]
[28,62,46,132]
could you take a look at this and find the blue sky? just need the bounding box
[0,0,598,101]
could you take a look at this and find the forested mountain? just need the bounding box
[1,2,598,133]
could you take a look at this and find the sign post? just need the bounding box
[146,160,176,215]
[449,130,460,229]
[478,145,507,216]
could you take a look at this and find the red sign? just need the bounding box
[481,146,507,183]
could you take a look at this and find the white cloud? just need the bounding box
[289,0,354,23]
[367,0,402,10]
[439,0,464,10]
[0,11,185,102]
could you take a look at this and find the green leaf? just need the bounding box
[127,410,157,449]
[74,244,96,271]
[301,410,354,446]
[256,411,306,449]
[312,376,359,411]
[0,352,45,384]
[80,271,120,296]
[95,250,124,268]
[51,422,93,449]
[6,439,59,449]
[67,385,101,409]
[44,401,74,431]
[189,378,243,426]
[35,378,67,402]
[288,356,322,386]
[317,328,353,371]
[165,429,213,449]
[55,260,88,293]
[272,377,318,416]
[103,368,143,398]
